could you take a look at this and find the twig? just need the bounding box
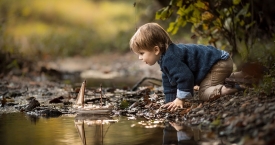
[131,77,162,91]
[100,84,102,107]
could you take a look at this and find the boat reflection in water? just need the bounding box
[74,112,118,145]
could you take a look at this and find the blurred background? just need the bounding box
[0,0,194,86]
[0,0,192,59]
[1,0,143,58]
[0,0,274,87]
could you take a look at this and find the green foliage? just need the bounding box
[252,61,275,96]
[156,0,275,68]
[155,5,173,20]
[253,75,275,96]
[248,38,275,67]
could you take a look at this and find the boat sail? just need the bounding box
[75,80,86,107]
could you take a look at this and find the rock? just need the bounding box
[25,99,40,111]
[49,96,64,104]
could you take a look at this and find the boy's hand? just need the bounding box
[163,98,184,112]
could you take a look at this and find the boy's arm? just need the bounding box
[162,59,194,111]
[162,72,187,112]
[164,60,194,99]
[162,73,177,103]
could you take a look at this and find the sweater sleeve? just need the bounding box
[162,72,177,103]
[177,131,191,141]
[164,59,194,99]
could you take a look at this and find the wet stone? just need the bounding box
[25,99,40,111]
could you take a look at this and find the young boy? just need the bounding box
[129,22,242,111]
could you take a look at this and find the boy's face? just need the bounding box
[134,46,161,66]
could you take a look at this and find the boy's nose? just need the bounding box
[138,55,142,60]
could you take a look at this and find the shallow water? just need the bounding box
[0,113,208,145]
[0,78,214,145]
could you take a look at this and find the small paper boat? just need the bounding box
[74,80,112,115]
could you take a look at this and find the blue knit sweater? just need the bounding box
[157,43,229,102]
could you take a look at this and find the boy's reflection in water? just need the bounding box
[163,121,198,145]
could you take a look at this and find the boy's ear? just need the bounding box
[154,46,160,55]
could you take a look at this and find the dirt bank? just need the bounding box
[39,52,162,80]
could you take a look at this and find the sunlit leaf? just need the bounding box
[202,23,209,30]
[177,6,186,16]
[155,8,165,20]
[168,14,188,35]
[167,22,176,33]
[245,12,251,17]
[176,0,183,7]
[171,26,179,35]
[212,18,222,27]
[181,20,187,27]
[178,4,193,17]
[240,20,245,26]
[233,0,241,5]
[156,6,173,20]
[201,11,214,21]
[193,8,201,19]
[228,7,234,16]
[168,16,186,35]
[190,17,199,23]
[194,1,208,10]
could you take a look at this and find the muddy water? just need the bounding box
[0,113,206,145]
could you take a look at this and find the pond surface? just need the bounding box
[0,113,206,145]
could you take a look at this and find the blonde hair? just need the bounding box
[129,23,172,53]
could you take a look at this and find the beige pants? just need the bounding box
[199,58,233,101]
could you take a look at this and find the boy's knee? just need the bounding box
[199,85,223,101]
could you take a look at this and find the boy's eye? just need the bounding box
[139,52,144,55]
